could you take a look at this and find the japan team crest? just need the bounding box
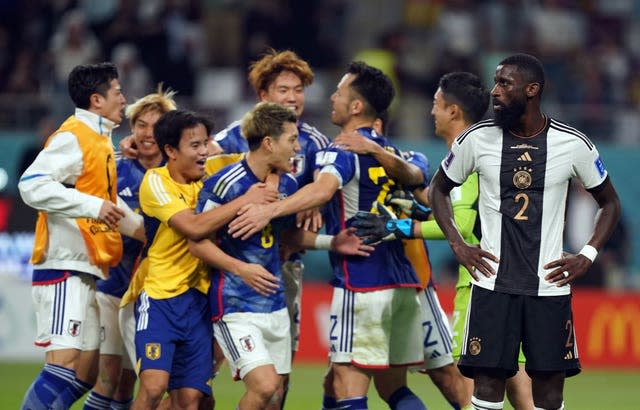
[145,343,161,360]
[239,335,255,352]
[290,154,305,177]
[68,320,81,337]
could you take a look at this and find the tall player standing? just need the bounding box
[428,54,621,410]
[18,62,143,410]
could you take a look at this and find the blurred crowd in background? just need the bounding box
[0,0,637,288]
[1,0,640,143]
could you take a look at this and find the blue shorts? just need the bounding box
[135,288,213,395]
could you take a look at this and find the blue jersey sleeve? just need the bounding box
[214,122,249,154]
[403,150,430,189]
[315,147,356,187]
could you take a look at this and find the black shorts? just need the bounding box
[458,285,581,378]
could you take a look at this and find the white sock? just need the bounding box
[471,395,503,409]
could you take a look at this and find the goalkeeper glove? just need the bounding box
[385,190,431,221]
[352,203,414,245]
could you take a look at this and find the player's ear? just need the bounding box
[351,99,363,115]
[164,144,177,160]
[449,103,460,120]
[89,92,102,110]
[526,82,541,98]
[263,136,273,151]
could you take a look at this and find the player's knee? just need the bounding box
[533,395,563,410]
[172,389,204,409]
[138,378,168,403]
[249,377,281,405]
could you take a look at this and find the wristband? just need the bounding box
[579,245,598,262]
[314,234,334,250]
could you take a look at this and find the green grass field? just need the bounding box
[2,361,638,409]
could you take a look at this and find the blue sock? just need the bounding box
[387,387,427,410]
[83,390,112,410]
[51,378,93,409]
[336,396,368,409]
[21,363,76,410]
[110,399,132,410]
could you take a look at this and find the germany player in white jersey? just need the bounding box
[429,53,621,410]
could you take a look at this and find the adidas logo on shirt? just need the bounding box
[517,152,532,161]
[119,187,133,197]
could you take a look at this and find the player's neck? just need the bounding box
[444,122,471,148]
[139,153,163,170]
[509,112,547,138]
[341,118,374,133]
[167,163,194,184]
[245,151,271,182]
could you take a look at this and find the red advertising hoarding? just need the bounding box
[296,283,640,368]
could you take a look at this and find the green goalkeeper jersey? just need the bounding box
[419,172,480,288]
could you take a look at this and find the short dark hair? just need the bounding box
[499,53,545,95]
[347,61,394,118]
[68,62,119,109]
[154,110,214,160]
[439,72,489,124]
[241,102,298,151]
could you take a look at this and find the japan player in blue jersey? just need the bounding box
[214,49,331,407]
[191,102,371,409]
[82,85,176,410]
[229,62,429,410]
[196,103,298,410]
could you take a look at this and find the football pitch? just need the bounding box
[1,361,637,409]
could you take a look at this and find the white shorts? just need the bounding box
[95,292,134,370]
[281,260,303,352]
[329,287,424,368]
[118,302,136,370]
[213,308,291,380]
[416,286,454,370]
[32,273,100,352]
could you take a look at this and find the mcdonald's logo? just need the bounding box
[586,303,640,359]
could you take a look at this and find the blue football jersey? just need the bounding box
[97,158,153,297]
[196,159,298,318]
[213,119,330,187]
[316,127,421,291]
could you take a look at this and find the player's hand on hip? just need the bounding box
[99,200,126,230]
[236,262,280,296]
[228,203,272,240]
[544,253,591,287]
[451,242,499,281]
